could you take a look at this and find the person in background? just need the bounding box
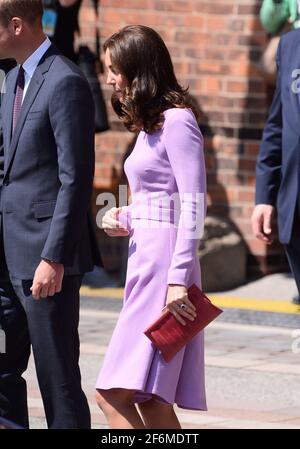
[0,59,16,428]
[260,0,300,34]
[42,0,81,62]
[43,0,110,133]
[0,60,15,285]
[258,1,300,85]
[251,27,300,306]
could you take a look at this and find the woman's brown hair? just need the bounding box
[103,25,192,134]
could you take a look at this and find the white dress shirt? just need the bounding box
[21,36,52,103]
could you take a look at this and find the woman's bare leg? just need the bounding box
[138,398,181,429]
[96,388,145,429]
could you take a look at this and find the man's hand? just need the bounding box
[251,204,275,245]
[30,260,64,300]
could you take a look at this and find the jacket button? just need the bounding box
[3,180,9,186]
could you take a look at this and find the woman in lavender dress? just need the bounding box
[95,25,207,429]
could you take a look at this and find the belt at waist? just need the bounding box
[130,205,181,224]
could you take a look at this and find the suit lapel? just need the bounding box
[1,68,18,151]
[4,45,58,176]
[5,69,45,173]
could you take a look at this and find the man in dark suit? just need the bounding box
[252,29,300,305]
[0,0,102,428]
[0,57,16,424]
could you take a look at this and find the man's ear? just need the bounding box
[9,17,23,36]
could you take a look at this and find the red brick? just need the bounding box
[246,175,257,187]
[239,33,267,47]
[153,0,193,12]
[197,61,225,75]
[217,157,238,170]
[244,143,260,157]
[209,190,230,203]
[206,16,226,31]
[227,18,245,32]
[186,78,204,93]
[175,31,210,45]
[107,0,138,8]
[194,2,235,14]
[239,158,257,173]
[228,62,261,77]
[185,47,205,59]
[204,77,222,94]
[207,111,225,122]
[217,96,234,108]
[237,190,255,203]
[226,80,249,94]
[203,48,227,60]
[227,112,248,125]
[102,9,126,23]
[184,15,205,28]
[244,17,264,33]
[237,4,261,16]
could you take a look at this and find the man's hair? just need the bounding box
[0,0,43,27]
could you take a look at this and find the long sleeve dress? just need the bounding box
[95,107,207,411]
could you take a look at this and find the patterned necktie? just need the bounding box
[12,65,25,132]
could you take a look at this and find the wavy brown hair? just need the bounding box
[103,25,192,134]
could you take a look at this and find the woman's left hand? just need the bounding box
[164,284,197,325]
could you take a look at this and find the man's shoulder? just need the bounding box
[44,54,93,107]
[48,54,85,81]
[45,54,92,98]
[280,28,300,49]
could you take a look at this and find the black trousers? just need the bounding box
[285,210,300,297]
[0,240,90,429]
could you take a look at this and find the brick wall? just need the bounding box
[79,0,288,277]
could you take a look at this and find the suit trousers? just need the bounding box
[0,237,90,429]
[285,208,300,297]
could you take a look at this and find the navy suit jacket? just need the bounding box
[256,29,300,244]
[0,45,102,278]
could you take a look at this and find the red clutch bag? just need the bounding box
[144,283,223,362]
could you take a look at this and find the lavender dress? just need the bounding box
[95,108,207,410]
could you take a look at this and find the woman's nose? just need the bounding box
[106,72,115,85]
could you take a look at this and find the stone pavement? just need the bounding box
[24,273,300,429]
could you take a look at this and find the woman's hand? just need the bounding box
[102,207,130,237]
[164,284,197,325]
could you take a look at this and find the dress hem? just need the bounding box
[95,384,207,412]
